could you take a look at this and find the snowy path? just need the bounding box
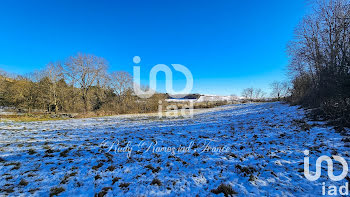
[0,102,349,196]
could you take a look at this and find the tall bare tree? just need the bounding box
[0,70,8,105]
[65,53,108,113]
[44,62,64,113]
[288,0,350,102]
[108,71,132,113]
[270,81,289,100]
[241,88,254,100]
[253,88,266,100]
[110,71,132,100]
[287,0,350,125]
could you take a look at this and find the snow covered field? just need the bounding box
[0,102,349,196]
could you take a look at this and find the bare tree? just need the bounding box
[110,71,132,100]
[65,53,108,113]
[44,62,64,113]
[241,88,254,100]
[0,70,8,105]
[270,81,290,100]
[230,94,239,100]
[253,88,266,100]
[288,0,350,103]
[270,81,283,100]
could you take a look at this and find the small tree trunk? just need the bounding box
[82,94,88,113]
[54,96,58,114]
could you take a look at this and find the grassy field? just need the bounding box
[0,102,349,196]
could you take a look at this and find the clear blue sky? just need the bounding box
[0,0,307,96]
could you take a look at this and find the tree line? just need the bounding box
[0,53,164,116]
[240,81,290,101]
[287,0,350,127]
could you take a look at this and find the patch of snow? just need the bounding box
[0,102,348,196]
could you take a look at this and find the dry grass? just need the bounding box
[49,187,65,197]
[0,100,236,122]
[211,183,237,197]
[0,114,67,122]
[150,178,162,186]
[95,187,112,197]
[119,183,130,188]
[19,179,28,186]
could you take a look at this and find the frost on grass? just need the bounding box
[0,102,349,196]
